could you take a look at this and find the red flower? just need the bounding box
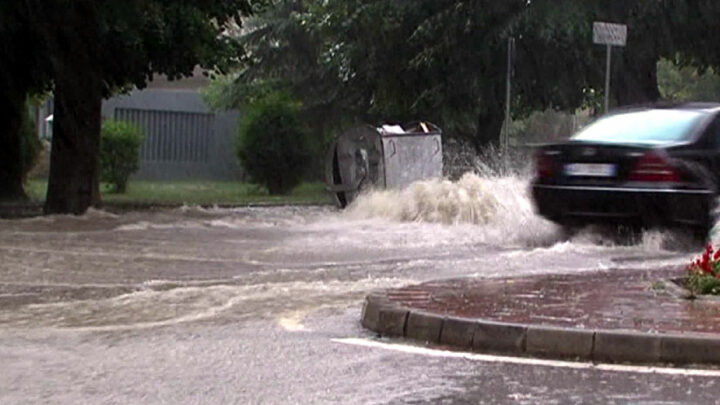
[688,243,720,275]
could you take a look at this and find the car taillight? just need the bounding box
[628,152,681,182]
[536,153,554,179]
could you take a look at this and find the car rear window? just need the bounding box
[571,109,707,145]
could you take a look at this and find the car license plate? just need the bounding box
[564,163,616,177]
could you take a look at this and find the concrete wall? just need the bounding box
[102,89,242,181]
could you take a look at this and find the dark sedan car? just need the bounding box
[531,103,720,241]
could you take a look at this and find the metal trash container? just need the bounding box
[325,122,443,208]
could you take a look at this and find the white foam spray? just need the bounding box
[346,173,498,225]
[344,172,560,247]
[341,169,706,254]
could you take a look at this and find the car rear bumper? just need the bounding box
[531,184,715,228]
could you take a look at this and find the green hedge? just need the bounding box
[100,120,144,193]
[236,91,311,195]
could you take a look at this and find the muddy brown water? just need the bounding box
[0,175,713,403]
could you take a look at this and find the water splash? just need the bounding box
[342,172,563,247]
[346,173,499,225]
[339,170,708,253]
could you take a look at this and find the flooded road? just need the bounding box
[1,175,717,404]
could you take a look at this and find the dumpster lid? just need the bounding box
[377,121,441,137]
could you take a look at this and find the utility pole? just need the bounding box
[504,36,515,157]
[604,44,612,114]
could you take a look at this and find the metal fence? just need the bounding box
[102,89,241,181]
[115,108,214,163]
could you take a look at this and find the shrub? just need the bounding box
[236,91,311,195]
[100,120,144,193]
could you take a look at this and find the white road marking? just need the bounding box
[333,338,720,377]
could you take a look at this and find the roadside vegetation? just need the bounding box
[236,90,312,195]
[24,180,332,206]
[686,244,720,296]
[6,2,720,213]
[100,120,144,194]
[1,1,253,213]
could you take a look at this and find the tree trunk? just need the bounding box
[471,80,506,152]
[0,90,28,201]
[44,68,103,215]
[473,105,504,152]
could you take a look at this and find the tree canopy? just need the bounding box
[0,1,53,200]
[212,0,720,151]
[0,0,254,213]
[5,0,720,210]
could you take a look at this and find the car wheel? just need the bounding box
[694,197,719,246]
[691,222,713,246]
[558,222,582,240]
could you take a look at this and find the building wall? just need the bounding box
[102,89,242,181]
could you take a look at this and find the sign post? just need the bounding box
[593,22,627,114]
[504,36,515,159]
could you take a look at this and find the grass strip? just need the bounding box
[25,180,334,206]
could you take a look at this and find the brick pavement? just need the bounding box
[361,266,720,365]
[385,267,720,335]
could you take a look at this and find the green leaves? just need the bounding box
[687,272,720,296]
[658,58,720,102]
[236,90,311,195]
[100,120,144,193]
[214,1,720,152]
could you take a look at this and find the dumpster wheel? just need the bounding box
[325,140,348,208]
[332,147,348,208]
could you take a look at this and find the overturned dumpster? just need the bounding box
[325,122,443,208]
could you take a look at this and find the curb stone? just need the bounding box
[405,312,444,343]
[526,325,594,360]
[473,321,526,353]
[377,306,409,337]
[594,330,661,363]
[360,294,391,332]
[661,334,720,365]
[440,317,477,347]
[361,290,720,367]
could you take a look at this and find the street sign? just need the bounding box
[593,22,627,47]
[593,22,628,114]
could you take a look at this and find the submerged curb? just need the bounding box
[0,201,333,219]
[361,291,720,367]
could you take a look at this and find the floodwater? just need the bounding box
[0,174,715,404]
